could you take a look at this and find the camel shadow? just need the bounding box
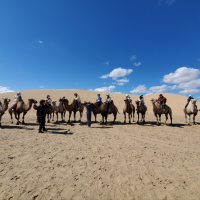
[91,126,113,129]
[53,121,67,125]
[23,122,40,126]
[1,125,23,129]
[111,121,135,125]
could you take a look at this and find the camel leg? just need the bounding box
[47,113,50,123]
[61,112,63,122]
[185,113,187,123]
[124,112,126,123]
[105,114,107,125]
[68,111,72,123]
[94,113,97,122]
[73,111,76,122]
[64,111,65,121]
[22,112,27,124]
[16,113,20,125]
[143,113,145,124]
[165,113,168,124]
[188,115,190,125]
[113,113,116,124]
[0,114,2,127]
[159,114,161,125]
[128,113,131,124]
[169,113,172,125]
[79,111,83,122]
[56,112,58,122]
[132,110,135,122]
[193,114,196,125]
[52,112,54,121]
[137,112,139,124]
[10,112,14,124]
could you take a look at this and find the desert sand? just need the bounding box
[0,89,200,200]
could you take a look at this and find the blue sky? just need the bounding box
[0,0,200,98]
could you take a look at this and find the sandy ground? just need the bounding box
[0,89,200,200]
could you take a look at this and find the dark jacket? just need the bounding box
[38,104,49,118]
[187,97,194,103]
[158,97,166,104]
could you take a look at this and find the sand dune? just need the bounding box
[0,89,200,200]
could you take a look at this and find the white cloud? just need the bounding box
[88,89,93,91]
[171,85,177,90]
[163,67,200,84]
[100,67,133,80]
[177,79,200,90]
[130,85,147,94]
[148,84,171,94]
[40,86,44,88]
[94,86,115,93]
[103,61,109,65]
[198,59,200,62]
[114,92,122,93]
[0,86,14,93]
[38,41,43,44]
[116,77,129,86]
[130,55,136,60]
[133,62,141,66]
[179,89,200,95]
[166,0,175,5]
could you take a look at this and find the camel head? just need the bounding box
[2,98,11,104]
[59,98,68,105]
[191,99,197,104]
[135,100,139,104]
[150,98,157,104]
[52,100,56,106]
[28,98,37,104]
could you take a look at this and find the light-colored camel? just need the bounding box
[135,100,147,124]
[150,98,172,125]
[52,100,66,122]
[8,98,37,125]
[59,98,84,122]
[123,99,135,123]
[0,98,11,127]
[184,99,198,125]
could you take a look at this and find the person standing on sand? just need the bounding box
[86,101,92,128]
[38,100,49,133]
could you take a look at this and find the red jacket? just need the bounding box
[158,97,166,104]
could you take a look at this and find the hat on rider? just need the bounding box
[189,94,193,97]
[47,95,50,98]
[159,94,163,97]
[126,94,129,97]
[106,94,109,96]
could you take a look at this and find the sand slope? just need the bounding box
[0,89,200,200]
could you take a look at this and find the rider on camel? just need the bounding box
[126,94,133,109]
[96,94,102,106]
[46,95,52,111]
[11,92,23,111]
[158,94,166,111]
[74,93,81,110]
[185,95,194,109]
[105,94,111,109]
[138,94,147,109]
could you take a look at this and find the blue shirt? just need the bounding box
[96,97,102,103]
[86,104,92,115]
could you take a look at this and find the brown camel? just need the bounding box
[52,100,66,122]
[8,98,37,125]
[0,98,11,127]
[83,101,119,124]
[100,101,119,124]
[184,99,198,125]
[123,99,135,123]
[135,100,147,124]
[59,98,84,122]
[150,98,172,125]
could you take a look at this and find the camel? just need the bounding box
[184,99,198,125]
[135,100,147,124]
[8,98,37,125]
[0,98,11,127]
[150,98,172,125]
[83,101,118,124]
[99,101,119,124]
[52,100,66,122]
[123,99,135,123]
[59,98,84,122]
